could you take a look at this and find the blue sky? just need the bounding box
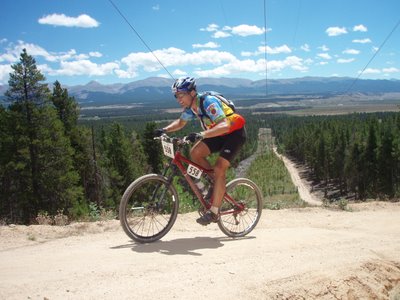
[1,0,399,85]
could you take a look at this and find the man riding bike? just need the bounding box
[154,77,246,225]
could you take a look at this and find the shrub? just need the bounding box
[54,210,69,226]
[36,211,53,225]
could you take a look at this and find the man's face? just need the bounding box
[175,91,193,107]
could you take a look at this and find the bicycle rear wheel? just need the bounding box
[119,174,179,243]
[218,178,263,237]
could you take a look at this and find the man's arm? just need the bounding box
[163,118,187,133]
[201,118,231,138]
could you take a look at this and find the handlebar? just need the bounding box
[154,133,192,145]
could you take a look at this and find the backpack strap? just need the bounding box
[199,94,209,119]
[199,92,234,120]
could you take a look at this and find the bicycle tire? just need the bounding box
[218,178,263,237]
[119,174,179,243]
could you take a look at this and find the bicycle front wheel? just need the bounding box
[119,174,179,243]
[218,178,263,237]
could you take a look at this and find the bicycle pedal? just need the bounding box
[233,214,240,225]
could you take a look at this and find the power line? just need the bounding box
[263,0,268,97]
[292,0,302,45]
[343,18,400,95]
[218,0,235,55]
[107,0,175,80]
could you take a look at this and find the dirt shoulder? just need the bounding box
[273,146,322,206]
[1,201,399,300]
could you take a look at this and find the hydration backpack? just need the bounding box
[199,91,236,118]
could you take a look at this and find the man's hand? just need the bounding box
[186,132,204,143]
[154,128,165,137]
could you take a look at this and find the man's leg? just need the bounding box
[211,156,230,209]
[190,141,211,169]
[196,156,230,225]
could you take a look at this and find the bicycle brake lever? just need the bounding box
[182,136,191,144]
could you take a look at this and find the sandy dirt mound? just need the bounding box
[1,201,399,300]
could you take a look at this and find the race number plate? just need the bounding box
[161,140,174,158]
[187,164,203,179]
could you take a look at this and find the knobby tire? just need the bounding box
[119,174,179,243]
[218,178,263,237]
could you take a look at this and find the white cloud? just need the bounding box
[152,4,160,11]
[382,67,399,73]
[212,31,231,38]
[352,38,372,44]
[303,58,313,64]
[38,13,100,28]
[173,69,187,76]
[89,51,102,58]
[362,68,381,74]
[194,55,308,77]
[0,53,17,63]
[241,51,253,57]
[0,64,12,83]
[200,24,219,32]
[192,42,220,49]
[1,41,104,65]
[0,41,51,63]
[241,45,291,57]
[301,44,310,52]
[353,24,367,32]
[53,60,119,76]
[342,49,360,55]
[337,58,355,63]
[318,45,329,51]
[326,26,348,36]
[357,67,399,76]
[120,47,236,77]
[203,23,268,39]
[230,24,266,37]
[114,69,136,79]
[0,43,117,79]
[317,53,332,60]
[264,45,292,54]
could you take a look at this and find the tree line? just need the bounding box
[270,113,400,200]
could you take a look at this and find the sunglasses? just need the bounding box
[174,92,189,99]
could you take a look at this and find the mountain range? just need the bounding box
[1,76,400,106]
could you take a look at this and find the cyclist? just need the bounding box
[154,77,246,225]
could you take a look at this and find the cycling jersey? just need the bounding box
[180,94,245,134]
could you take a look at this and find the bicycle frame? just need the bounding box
[163,139,245,216]
[171,151,213,210]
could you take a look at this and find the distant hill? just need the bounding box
[2,76,400,106]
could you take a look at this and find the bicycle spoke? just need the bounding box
[119,175,178,243]
[218,178,262,237]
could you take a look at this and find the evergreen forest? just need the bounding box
[269,113,400,200]
[1,50,399,225]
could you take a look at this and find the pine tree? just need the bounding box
[378,128,394,197]
[142,122,163,173]
[2,49,82,223]
[101,123,146,207]
[50,80,79,133]
[50,81,104,216]
[365,123,379,197]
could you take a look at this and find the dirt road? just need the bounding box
[1,201,399,299]
[273,146,322,206]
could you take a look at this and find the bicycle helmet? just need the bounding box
[171,77,196,93]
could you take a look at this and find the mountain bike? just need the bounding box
[119,133,263,243]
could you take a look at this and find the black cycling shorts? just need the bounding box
[202,127,247,163]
